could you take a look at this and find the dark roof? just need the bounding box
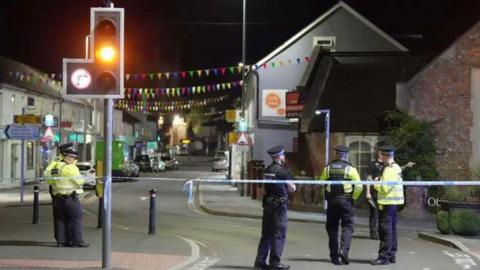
[301,51,427,133]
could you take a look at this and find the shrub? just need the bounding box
[450,209,480,236]
[383,110,439,181]
[436,210,450,234]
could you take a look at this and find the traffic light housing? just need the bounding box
[63,7,124,98]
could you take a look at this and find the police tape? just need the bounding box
[183,179,480,205]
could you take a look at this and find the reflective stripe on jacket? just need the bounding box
[50,161,84,196]
[374,162,404,205]
[317,160,362,200]
[43,156,63,185]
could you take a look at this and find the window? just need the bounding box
[27,97,35,106]
[313,36,336,51]
[346,136,378,179]
[27,142,34,170]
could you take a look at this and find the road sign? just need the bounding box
[236,132,251,146]
[14,115,41,125]
[4,125,40,140]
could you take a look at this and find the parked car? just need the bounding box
[150,157,166,172]
[134,155,151,172]
[77,162,96,187]
[161,155,179,170]
[177,144,189,156]
[212,153,228,172]
[122,160,140,177]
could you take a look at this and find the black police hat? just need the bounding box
[379,146,396,155]
[63,149,79,158]
[58,143,74,153]
[334,145,349,154]
[267,145,285,157]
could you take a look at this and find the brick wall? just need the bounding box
[407,22,480,180]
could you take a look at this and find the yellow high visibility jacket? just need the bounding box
[43,155,63,185]
[317,160,363,200]
[50,160,84,196]
[374,162,404,205]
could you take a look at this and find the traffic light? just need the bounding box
[92,8,124,95]
[63,7,124,98]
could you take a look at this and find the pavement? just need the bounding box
[198,180,480,261]
[0,182,191,270]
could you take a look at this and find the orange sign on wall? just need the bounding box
[262,89,288,118]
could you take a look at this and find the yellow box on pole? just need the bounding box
[95,160,104,198]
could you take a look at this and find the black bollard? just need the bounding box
[97,197,104,229]
[32,185,39,224]
[148,189,157,234]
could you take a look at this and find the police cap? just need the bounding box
[334,145,349,154]
[379,146,396,155]
[58,143,74,153]
[63,149,79,158]
[267,145,285,158]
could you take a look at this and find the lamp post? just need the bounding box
[315,109,330,210]
[240,0,247,183]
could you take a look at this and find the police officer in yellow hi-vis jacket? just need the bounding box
[318,145,362,265]
[50,149,89,248]
[372,146,403,265]
[44,143,74,246]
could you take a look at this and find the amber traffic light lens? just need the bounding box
[97,46,116,62]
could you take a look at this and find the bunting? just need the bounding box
[114,95,230,113]
[123,80,243,100]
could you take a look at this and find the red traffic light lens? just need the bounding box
[95,19,117,38]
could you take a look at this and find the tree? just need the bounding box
[383,110,439,181]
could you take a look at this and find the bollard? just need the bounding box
[32,185,39,224]
[97,197,104,229]
[148,189,157,235]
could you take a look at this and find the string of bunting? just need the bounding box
[156,111,225,117]
[125,80,242,99]
[6,71,62,88]
[5,56,310,93]
[115,95,230,113]
[125,56,310,81]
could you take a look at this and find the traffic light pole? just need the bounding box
[102,98,113,269]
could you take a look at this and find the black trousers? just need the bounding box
[326,197,354,259]
[49,186,59,242]
[367,198,378,235]
[378,205,398,260]
[255,201,287,265]
[53,195,84,244]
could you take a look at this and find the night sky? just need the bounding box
[1,0,480,75]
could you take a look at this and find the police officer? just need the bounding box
[365,149,383,240]
[254,145,295,270]
[318,145,362,265]
[43,143,74,245]
[372,146,404,265]
[50,149,89,248]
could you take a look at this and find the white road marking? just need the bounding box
[443,251,477,269]
[185,256,219,270]
[139,196,149,201]
[168,236,201,270]
[408,251,416,254]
